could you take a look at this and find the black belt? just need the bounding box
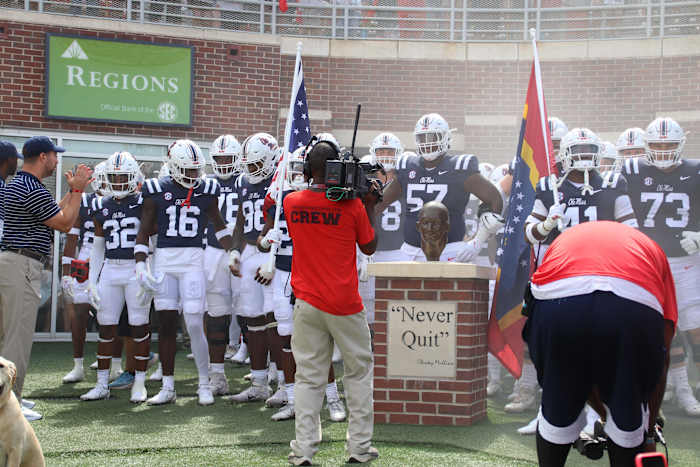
[1,248,50,265]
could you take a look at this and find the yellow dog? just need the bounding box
[0,356,44,467]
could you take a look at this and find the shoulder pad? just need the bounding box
[200,177,220,195]
[143,178,163,195]
[453,154,475,171]
[396,153,418,170]
[601,171,621,189]
[538,176,549,192]
[81,192,90,208]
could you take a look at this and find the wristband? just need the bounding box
[69,227,81,236]
[71,189,83,193]
[536,222,552,237]
[62,256,74,265]
[134,244,149,256]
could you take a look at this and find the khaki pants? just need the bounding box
[290,298,374,460]
[0,252,43,397]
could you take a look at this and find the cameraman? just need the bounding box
[524,221,676,467]
[283,141,379,466]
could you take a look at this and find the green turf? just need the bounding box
[20,343,700,466]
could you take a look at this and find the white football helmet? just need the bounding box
[241,133,278,184]
[158,162,170,179]
[167,139,205,189]
[315,132,340,149]
[478,162,495,180]
[559,128,602,172]
[414,113,452,161]
[645,117,685,169]
[91,161,109,195]
[287,146,308,191]
[210,134,242,179]
[548,117,568,162]
[598,141,621,173]
[369,132,403,170]
[105,151,141,198]
[615,127,646,158]
[489,163,510,185]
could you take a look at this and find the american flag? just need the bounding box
[286,57,311,153]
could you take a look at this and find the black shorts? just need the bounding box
[523,291,666,447]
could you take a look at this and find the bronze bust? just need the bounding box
[416,201,449,261]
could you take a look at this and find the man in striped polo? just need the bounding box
[0,136,92,421]
[0,141,22,242]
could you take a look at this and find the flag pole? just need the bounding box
[264,41,302,274]
[529,28,563,230]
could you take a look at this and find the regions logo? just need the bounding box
[644,177,653,186]
[157,102,178,122]
[61,40,88,60]
[164,192,173,201]
[409,170,416,180]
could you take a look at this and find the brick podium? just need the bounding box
[368,261,494,426]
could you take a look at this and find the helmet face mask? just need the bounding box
[210,134,241,179]
[105,151,140,198]
[598,141,621,173]
[369,132,403,170]
[414,114,451,162]
[645,117,685,169]
[559,128,601,173]
[92,161,109,195]
[286,147,308,191]
[615,127,645,161]
[241,133,278,184]
[167,139,205,189]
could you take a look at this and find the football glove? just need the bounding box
[542,203,566,233]
[475,212,505,244]
[228,249,242,277]
[135,261,161,299]
[260,229,282,250]
[88,282,101,310]
[680,231,700,255]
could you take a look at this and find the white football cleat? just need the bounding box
[148,363,163,381]
[109,366,123,382]
[517,417,538,435]
[243,372,252,382]
[62,366,85,384]
[210,373,229,396]
[130,380,148,404]
[272,403,295,421]
[265,387,288,408]
[327,397,347,422]
[244,357,250,365]
[231,343,248,364]
[227,384,271,403]
[89,360,98,370]
[486,380,502,398]
[198,385,215,406]
[80,385,110,401]
[224,345,237,360]
[186,353,194,360]
[21,399,36,409]
[504,387,537,413]
[147,388,177,405]
[676,388,700,416]
[507,379,521,402]
[22,406,43,421]
[268,369,278,386]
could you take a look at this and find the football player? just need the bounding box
[380,113,503,261]
[616,127,646,159]
[62,161,124,384]
[135,139,237,406]
[548,117,568,173]
[80,152,152,403]
[517,128,638,418]
[203,134,242,397]
[622,117,700,416]
[599,141,622,173]
[227,133,279,403]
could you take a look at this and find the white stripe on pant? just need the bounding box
[290,298,374,460]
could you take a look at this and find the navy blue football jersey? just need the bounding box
[396,153,480,246]
[623,157,700,257]
[142,176,220,248]
[206,175,239,250]
[377,200,404,251]
[532,171,630,245]
[235,174,271,245]
[93,193,143,260]
[78,192,97,250]
[266,190,293,272]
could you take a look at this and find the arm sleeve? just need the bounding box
[88,236,105,286]
[25,186,61,222]
[614,195,637,223]
[354,199,375,246]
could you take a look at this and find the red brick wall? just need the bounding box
[2,20,699,165]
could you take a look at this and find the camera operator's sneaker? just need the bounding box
[231,343,248,364]
[22,406,43,421]
[272,403,295,421]
[332,344,343,363]
[148,363,163,381]
[327,397,347,422]
[676,387,700,416]
[109,366,123,382]
[265,387,288,408]
[147,388,177,405]
[80,385,110,401]
[516,417,538,435]
[109,371,135,389]
[89,360,98,370]
[21,399,36,409]
[347,446,379,463]
[62,365,85,384]
[504,387,536,413]
[210,372,229,396]
[227,383,271,403]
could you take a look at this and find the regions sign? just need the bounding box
[387,301,457,379]
[46,34,193,126]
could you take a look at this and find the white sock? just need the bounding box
[184,313,210,386]
[269,361,278,375]
[670,365,691,391]
[520,362,538,390]
[487,354,501,383]
[112,358,122,370]
[162,375,175,391]
[251,369,267,386]
[326,381,339,401]
[285,383,295,405]
[211,363,225,374]
[134,371,146,384]
[97,369,109,387]
[277,370,285,385]
[74,357,84,369]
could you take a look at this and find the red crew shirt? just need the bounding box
[283,190,375,316]
[531,221,678,326]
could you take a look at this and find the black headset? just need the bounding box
[302,136,341,180]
